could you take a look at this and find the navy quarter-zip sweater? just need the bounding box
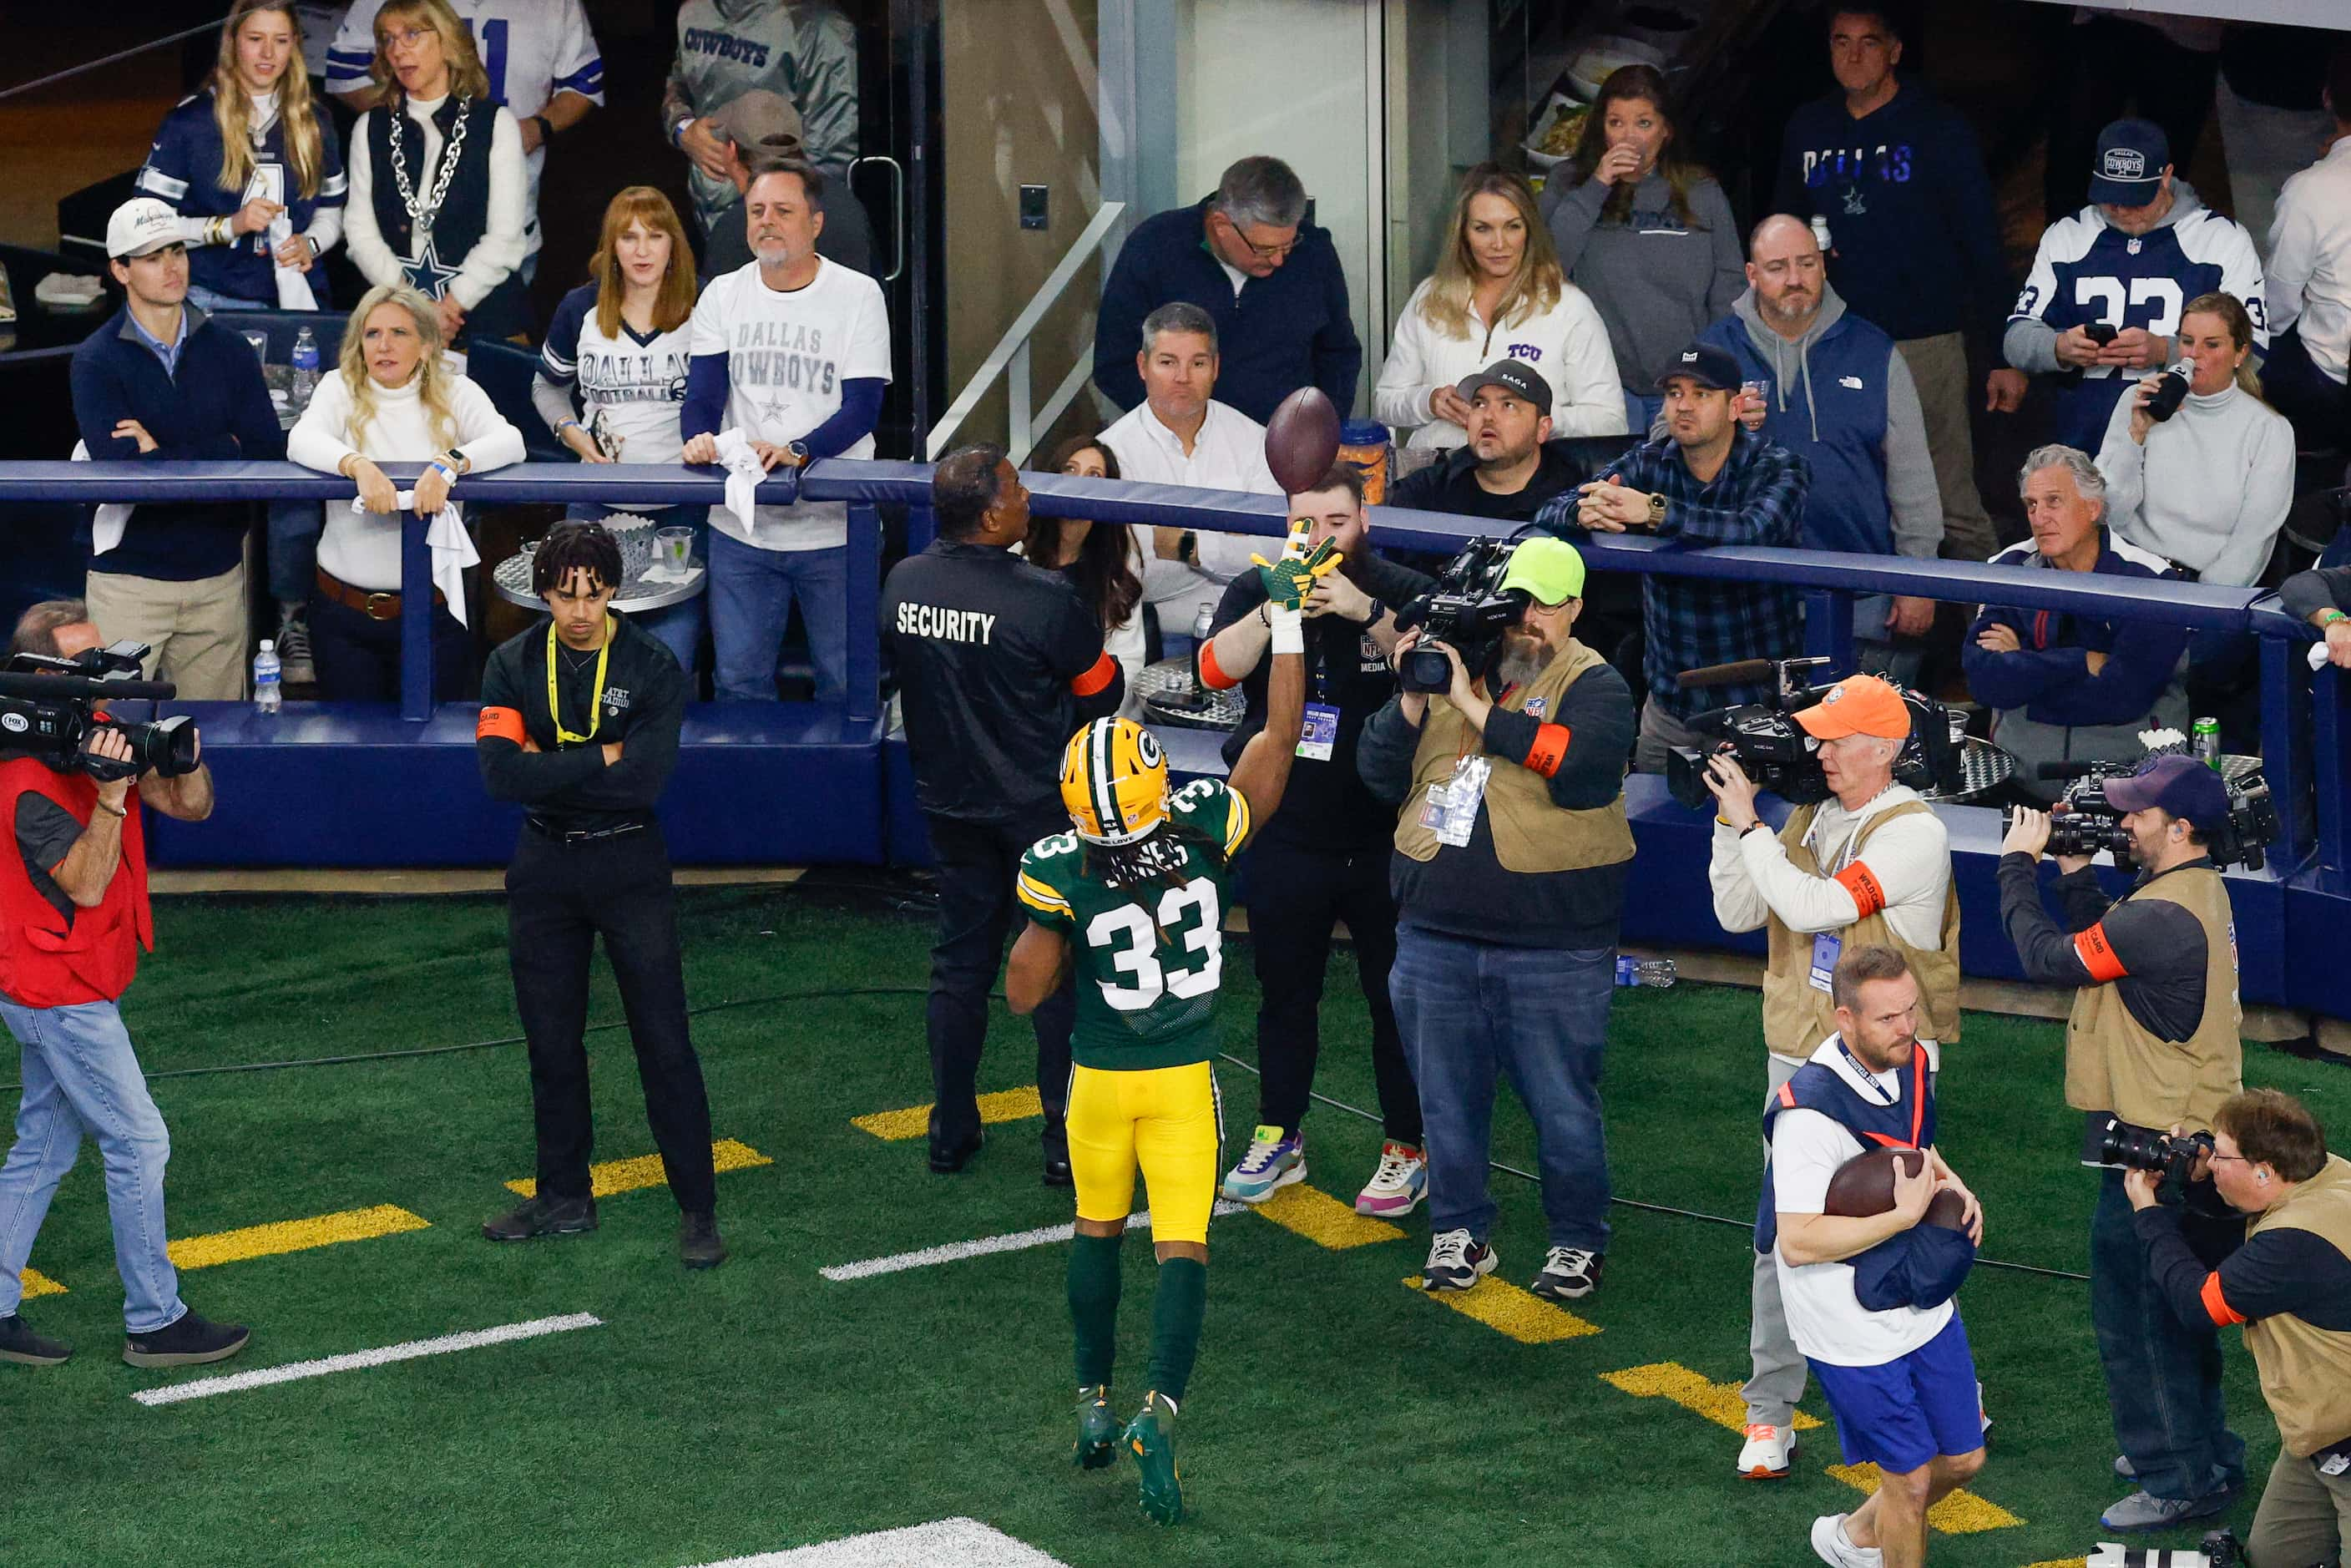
[68,303,286,581]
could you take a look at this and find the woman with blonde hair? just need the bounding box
[343,0,530,344]
[1378,164,1624,448]
[533,186,709,680]
[288,283,525,700]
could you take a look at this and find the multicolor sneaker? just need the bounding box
[1354,1141,1428,1216]
[1421,1228,1495,1292]
[1123,1389,1185,1525]
[1073,1383,1118,1469]
[1219,1125,1305,1204]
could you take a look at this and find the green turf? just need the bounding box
[0,885,2340,1567]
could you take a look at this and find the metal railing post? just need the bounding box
[2258,631,2312,870]
[1007,341,1033,464]
[1802,589,1855,675]
[907,502,937,554]
[399,506,437,722]
[2315,663,2348,877]
[845,501,882,726]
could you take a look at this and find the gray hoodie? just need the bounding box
[1541,167,1745,397]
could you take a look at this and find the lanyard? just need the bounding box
[547,617,613,746]
[1837,1039,1898,1106]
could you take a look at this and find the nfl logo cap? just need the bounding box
[2088,119,2168,208]
[1655,340,1742,392]
[1453,358,1553,415]
[106,198,182,260]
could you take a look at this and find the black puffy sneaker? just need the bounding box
[1043,1155,1074,1188]
[0,1313,72,1367]
[482,1193,597,1242]
[123,1311,250,1368]
[678,1211,728,1270]
[1529,1247,1605,1302]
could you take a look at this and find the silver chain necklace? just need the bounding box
[385,95,471,242]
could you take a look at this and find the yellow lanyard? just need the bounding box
[547,617,613,745]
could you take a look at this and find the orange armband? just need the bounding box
[476,706,527,745]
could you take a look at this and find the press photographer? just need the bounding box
[2129,1090,2351,1568]
[1705,673,1961,1484]
[2000,754,2248,1533]
[0,601,250,1371]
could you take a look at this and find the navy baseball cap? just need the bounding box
[1454,359,1552,414]
[2089,119,2170,207]
[1656,341,1742,393]
[2102,753,2229,831]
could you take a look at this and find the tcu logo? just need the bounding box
[2101,148,2146,181]
[1508,343,1543,363]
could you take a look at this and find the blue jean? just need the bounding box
[564,504,708,688]
[706,529,848,703]
[0,995,185,1333]
[1388,926,1615,1252]
[2090,1169,2246,1500]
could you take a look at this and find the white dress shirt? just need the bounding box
[1097,397,1281,634]
[2268,136,2351,385]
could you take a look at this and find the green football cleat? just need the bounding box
[1073,1385,1118,1469]
[1122,1390,1185,1525]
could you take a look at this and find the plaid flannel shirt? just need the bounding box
[1534,430,1811,717]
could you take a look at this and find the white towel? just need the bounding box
[353,492,478,627]
[2313,640,2333,674]
[267,213,318,311]
[711,427,769,537]
[70,440,135,556]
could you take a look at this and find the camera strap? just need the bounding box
[547,618,614,746]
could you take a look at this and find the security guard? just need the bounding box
[474,522,724,1270]
[2000,754,2246,1533]
[882,442,1125,1181]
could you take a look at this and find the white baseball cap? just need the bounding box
[106,198,183,260]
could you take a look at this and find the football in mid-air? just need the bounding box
[1264,386,1342,495]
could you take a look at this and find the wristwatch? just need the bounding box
[786,439,811,467]
[1644,493,1669,528]
[1178,530,1200,567]
[442,447,469,474]
[1358,595,1387,625]
[531,114,554,144]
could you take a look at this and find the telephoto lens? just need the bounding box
[2145,359,2195,422]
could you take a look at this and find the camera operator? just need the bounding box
[0,604,250,1370]
[2000,753,2248,1533]
[2130,1089,2351,1568]
[1704,673,1961,1483]
[1358,538,1636,1301]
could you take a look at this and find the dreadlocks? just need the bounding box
[1080,822,1229,943]
[532,520,623,597]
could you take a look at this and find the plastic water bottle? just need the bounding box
[1809,215,1833,255]
[253,639,281,713]
[1615,954,1676,989]
[290,326,320,407]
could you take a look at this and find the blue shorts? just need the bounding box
[1807,1314,1983,1475]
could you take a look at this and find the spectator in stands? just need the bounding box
[1772,6,2022,562]
[331,0,603,286]
[1093,156,1362,427]
[1677,215,1941,684]
[691,91,872,278]
[70,199,286,702]
[1097,301,1282,644]
[665,0,859,244]
[681,160,890,704]
[1024,436,1147,712]
[2006,119,2266,454]
[1539,64,1743,433]
[534,187,705,685]
[342,0,532,345]
[1538,342,1807,771]
[2283,559,2351,668]
[286,282,524,701]
[1964,446,2189,799]
[1375,164,1624,450]
[2262,51,2351,450]
[2043,13,2222,225]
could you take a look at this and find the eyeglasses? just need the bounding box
[1221,217,1300,262]
[2207,1152,2254,1167]
[380,26,432,49]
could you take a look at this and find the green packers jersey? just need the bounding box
[1016,778,1252,1070]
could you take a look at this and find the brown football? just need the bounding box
[1264,386,1342,495]
[1823,1147,1926,1217]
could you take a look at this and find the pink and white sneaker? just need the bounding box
[1354,1141,1428,1217]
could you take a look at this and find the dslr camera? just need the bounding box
[1391,536,1526,694]
[1665,657,1966,812]
[2081,1111,2216,1190]
[0,644,198,783]
[2016,754,2278,871]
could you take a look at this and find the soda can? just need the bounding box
[2192,716,2222,769]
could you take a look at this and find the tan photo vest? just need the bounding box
[2064,865,2242,1133]
[2242,1156,2351,1458]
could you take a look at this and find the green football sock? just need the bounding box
[1067,1232,1124,1388]
[1145,1257,1207,1406]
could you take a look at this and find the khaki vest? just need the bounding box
[2064,865,2242,1133]
[2243,1156,2351,1457]
[1393,640,1635,874]
[1760,799,1962,1060]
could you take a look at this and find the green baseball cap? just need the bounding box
[1499,537,1586,604]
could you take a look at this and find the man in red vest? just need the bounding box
[0,600,250,1369]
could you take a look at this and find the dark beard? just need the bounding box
[1494,635,1554,690]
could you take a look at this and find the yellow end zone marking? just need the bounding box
[1599,1361,1823,1434]
[1826,1463,2024,1534]
[168,1204,430,1272]
[852,1085,1044,1142]
[506,1138,773,1199]
[1403,1275,1600,1343]
[20,1267,65,1298]
[2020,1560,2086,1568]
[1249,1183,1404,1250]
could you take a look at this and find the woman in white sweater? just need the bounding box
[1375,165,1625,450]
[289,282,524,700]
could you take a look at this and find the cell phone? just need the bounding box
[2084,321,2119,346]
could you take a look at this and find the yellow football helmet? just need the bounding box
[1060,717,1169,846]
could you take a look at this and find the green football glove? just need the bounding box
[1251,534,1341,611]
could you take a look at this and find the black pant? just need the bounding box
[506,822,717,1214]
[925,807,1075,1156]
[1247,835,1420,1144]
[2263,326,2351,453]
[310,588,473,702]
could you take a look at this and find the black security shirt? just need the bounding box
[882,539,1123,824]
[477,614,687,834]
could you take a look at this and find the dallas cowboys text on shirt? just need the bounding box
[682,28,769,67]
[732,319,839,397]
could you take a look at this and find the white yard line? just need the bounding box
[822,1201,1245,1282]
[683,1517,1070,1567]
[131,1312,603,1407]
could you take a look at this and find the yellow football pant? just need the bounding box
[1066,1060,1223,1245]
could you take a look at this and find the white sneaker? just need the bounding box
[1809,1513,1883,1568]
[1421,1228,1495,1292]
[1353,1141,1427,1216]
[1737,1421,1797,1479]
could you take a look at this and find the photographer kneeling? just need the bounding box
[2001,755,2248,1532]
[2131,1090,2351,1568]
[0,602,250,1369]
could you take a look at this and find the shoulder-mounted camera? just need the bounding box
[1664,657,1967,812]
[0,644,198,782]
